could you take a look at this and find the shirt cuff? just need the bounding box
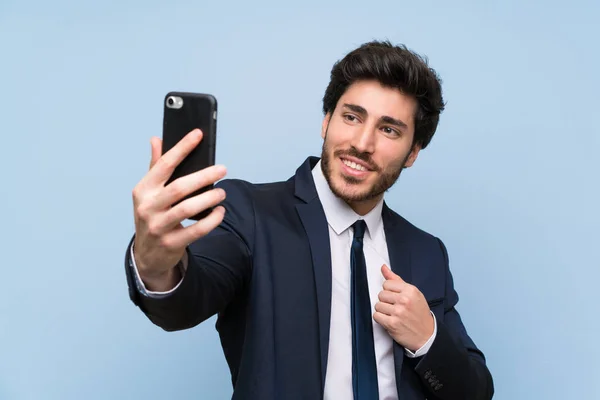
[404,311,437,358]
[129,242,184,298]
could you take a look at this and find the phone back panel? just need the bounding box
[162,92,217,219]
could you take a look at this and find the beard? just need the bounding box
[320,137,408,203]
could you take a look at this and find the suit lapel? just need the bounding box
[382,203,413,396]
[296,201,332,392]
[293,156,332,394]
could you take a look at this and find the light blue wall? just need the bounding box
[1,0,598,399]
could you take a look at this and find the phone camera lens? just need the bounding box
[166,95,183,109]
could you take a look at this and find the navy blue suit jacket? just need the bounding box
[125,156,494,399]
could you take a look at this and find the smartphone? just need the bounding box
[162,91,218,220]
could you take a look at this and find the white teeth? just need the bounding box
[343,159,366,171]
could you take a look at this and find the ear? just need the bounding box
[321,113,331,139]
[403,144,421,168]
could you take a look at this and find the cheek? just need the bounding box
[327,120,358,143]
[376,146,410,171]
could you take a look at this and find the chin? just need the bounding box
[329,175,374,202]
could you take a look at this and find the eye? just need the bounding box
[382,126,400,136]
[343,114,359,123]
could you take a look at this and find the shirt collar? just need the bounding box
[312,159,384,239]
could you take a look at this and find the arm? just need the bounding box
[413,239,494,400]
[124,180,254,332]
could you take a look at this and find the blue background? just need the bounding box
[1,0,598,399]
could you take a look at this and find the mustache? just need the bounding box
[333,147,380,172]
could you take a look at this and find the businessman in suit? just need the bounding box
[124,40,494,399]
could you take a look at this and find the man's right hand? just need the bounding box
[131,128,227,291]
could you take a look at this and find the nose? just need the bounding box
[351,125,376,154]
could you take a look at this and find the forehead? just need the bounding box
[337,80,417,128]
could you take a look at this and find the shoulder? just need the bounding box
[384,206,453,284]
[215,178,296,217]
[212,178,296,243]
[216,178,294,201]
[384,205,446,251]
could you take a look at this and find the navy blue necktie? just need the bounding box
[350,220,379,399]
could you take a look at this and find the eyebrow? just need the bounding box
[342,103,408,130]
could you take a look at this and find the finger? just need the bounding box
[147,129,203,185]
[382,279,406,293]
[381,264,404,282]
[378,290,400,304]
[154,165,227,210]
[374,301,395,316]
[165,205,226,247]
[159,187,227,230]
[373,311,393,328]
[149,136,163,170]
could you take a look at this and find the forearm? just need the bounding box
[414,321,494,400]
[127,232,252,332]
[422,238,494,399]
[135,253,208,332]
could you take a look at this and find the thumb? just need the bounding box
[149,136,163,170]
[381,264,403,281]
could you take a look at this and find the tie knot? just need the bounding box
[353,219,366,240]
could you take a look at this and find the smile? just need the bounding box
[339,157,373,178]
[342,159,368,172]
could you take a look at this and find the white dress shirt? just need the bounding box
[130,161,437,399]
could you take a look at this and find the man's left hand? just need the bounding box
[373,264,435,352]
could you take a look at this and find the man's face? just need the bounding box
[320,79,421,210]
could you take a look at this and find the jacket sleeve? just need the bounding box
[123,179,254,332]
[413,238,495,400]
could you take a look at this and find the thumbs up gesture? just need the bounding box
[373,265,435,352]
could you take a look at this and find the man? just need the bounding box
[124,40,494,399]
